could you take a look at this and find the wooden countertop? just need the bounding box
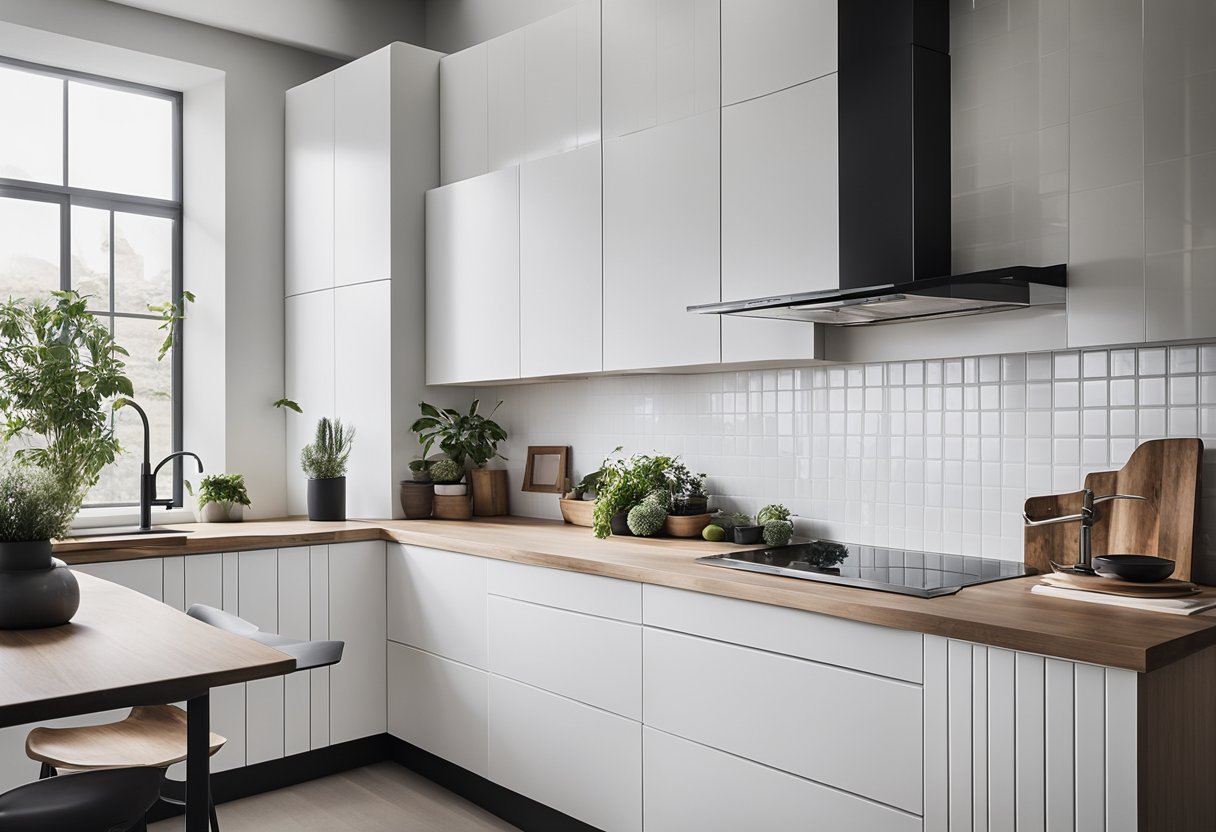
[55,516,1216,673]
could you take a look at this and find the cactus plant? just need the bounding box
[299,418,354,480]
[627,491,669,537]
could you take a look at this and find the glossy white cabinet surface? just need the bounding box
[487,28,527,171]
[388,642,488,778]
[602,0,720,140]
[426,166,521,384]
[644,627,923,814]
[388,544,488,669]
[285,73,335,296]
[328,541,387,744]
[520,143,602,377]
[524,7,579,160]
[487,559,641,622]
[575,0,602,146]
[644,728,921,832]
[278,547,312,757]
[440,43,488,185]
[284,290,335,516]
[721,0,837,106]
[642,585,922,682]
[488,675,642,832]
[603,110,721,371]
[308,545,331,751]
[239,550,284,766]
[487,595,641,719]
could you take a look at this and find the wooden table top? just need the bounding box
[0,572,296,727]
[54,516,1216,673]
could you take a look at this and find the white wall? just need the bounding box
[0,0,342,518]
[424,0,578,54]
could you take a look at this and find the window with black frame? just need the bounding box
[0,57,184,508]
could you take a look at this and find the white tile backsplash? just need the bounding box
[480,343,1216,567]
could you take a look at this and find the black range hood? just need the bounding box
[692,0,1066,327]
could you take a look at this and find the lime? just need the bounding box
[701,524,726,542]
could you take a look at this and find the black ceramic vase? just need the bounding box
[307,477,347,521]
[0,540,80,629]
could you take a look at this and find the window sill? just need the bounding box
[73,505,197,530]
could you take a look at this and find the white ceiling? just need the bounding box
[103,0,425,59]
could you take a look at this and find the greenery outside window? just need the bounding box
[0,56,184,508]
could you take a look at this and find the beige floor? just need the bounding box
[150,762,520,832]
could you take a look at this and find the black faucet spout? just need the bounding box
[124,398,204,531]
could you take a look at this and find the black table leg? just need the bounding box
[186,692,210,832]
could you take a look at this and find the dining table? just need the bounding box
[0,570,296,830]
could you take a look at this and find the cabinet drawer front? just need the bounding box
[645,728,921,832]
[488,675,642,832]
[388,643,488,778]
[643,585,922,683]
[488,595,641,719]
[487,559,641,622]
[644,628,923,814]
[388,544,487,668]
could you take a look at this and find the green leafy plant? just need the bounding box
[708,511,752,531]
[567,467,605,500]
[757,504,791,525]
[300,417,354,480]
[147,290,195,362]
[762,520,793,547]
[0,291,133,504]
[410,400,507,469]
[626,491,668,536]
[0,453,77,542]
[195,473,251,510]
[591,449,687,539]
[666,462,706,498]
[273,398,303,413]
[428,458,463,484]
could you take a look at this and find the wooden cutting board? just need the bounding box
[1040,571,1200,598]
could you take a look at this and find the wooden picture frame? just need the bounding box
[521,446,569,494]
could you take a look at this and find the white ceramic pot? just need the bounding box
[433,483,468,496]
[197,501,244,523]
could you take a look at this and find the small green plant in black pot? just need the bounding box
[300,417,354,521]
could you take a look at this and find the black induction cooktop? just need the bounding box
[697,541,1036,598]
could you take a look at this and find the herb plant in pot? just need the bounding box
[592,450,681,538]
[300,417,353,521]
[193,473,251,523]
[411,400,508,517]
[0,455,81,629]
[399,456,434,520]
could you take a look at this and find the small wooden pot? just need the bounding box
[433,493,473,521]
[399,482,434,520]
[559,498,595,527]
[470,468,509,517]
[662,513,712,538]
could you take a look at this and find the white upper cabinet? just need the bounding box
[524,7,580,161]
[602,0,720,140]
[439,43,488,186]
[721,0,837,106]
[426,167,521,384]
[285,73,334,296]
[334,47,392,285]
[487,28,527,172]
[520,144,602,377]
[603,110,721,371]
[721,74,837,363]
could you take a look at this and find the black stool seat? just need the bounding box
[186,604,344,671]
[0,767,164,832]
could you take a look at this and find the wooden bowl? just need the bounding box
[432,494,472,521]
[559,498,595,527]
[662,513,712,538]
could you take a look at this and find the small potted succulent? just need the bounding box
[428,458,471,520]
[410,400,508,517]
[758,503,794,547]
[399,456,434,520]
[0,455,80,629]
[408,458,431,483]
[193,473,251,523]
[300,417,353,521]
[710,511,763,545]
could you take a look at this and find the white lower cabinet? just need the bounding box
[328,541,387,744]
[388,642,488,777]
[488,675,642,832]
[643,728,920,832]
[239,549,284,766]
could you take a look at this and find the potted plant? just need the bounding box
[592,450,679,538]
[408,458,431,483]
[709,511,763,544]
[559,467,604,527]
[300,417,353,521]
[0,454,81,629]
[427,458,471,520]
[410,400,509,517]
[758,503,794,547]
[192,473,251,523]
[399,456,434,520]
[666,463,708,516]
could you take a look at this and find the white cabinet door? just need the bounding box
[309,545,330,750]
[440,43,489,185]
[488,675,642,832]
[426,167,521,384]
[644,627,923,814]
[602,0,720,140]
[387,544,488,669]
[488,559,642,622]
[721,75,837,363]
[575,0,602,147]
[721,0,837,106]
[328,541,387,744]
[519,144,602,377]
[185,553,246,773]
[524,6,579,161]
[238,550,283,766]
[335,46,392,285]
[284,290,335,516]
[285,73,334,296]
[73,558,164,600]
[388,642,488,777]
[335,280,392,518]
[644,728,920,832]
[278,547,311,757]
[487,28,527,171]
[603,110,721,371]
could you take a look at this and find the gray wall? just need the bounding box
[425,0,578,54]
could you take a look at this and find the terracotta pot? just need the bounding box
[470,468,509,517]
[399,482,435,519]
[558,498,595,527]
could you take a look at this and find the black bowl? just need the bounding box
[1092,555,1176,583]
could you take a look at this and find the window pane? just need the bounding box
[0,65,63,184]
[0,196,60,301]
[89,317,174,504]
[114,212,172,314]
[70,205,110,311]
[68,81,173,200]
